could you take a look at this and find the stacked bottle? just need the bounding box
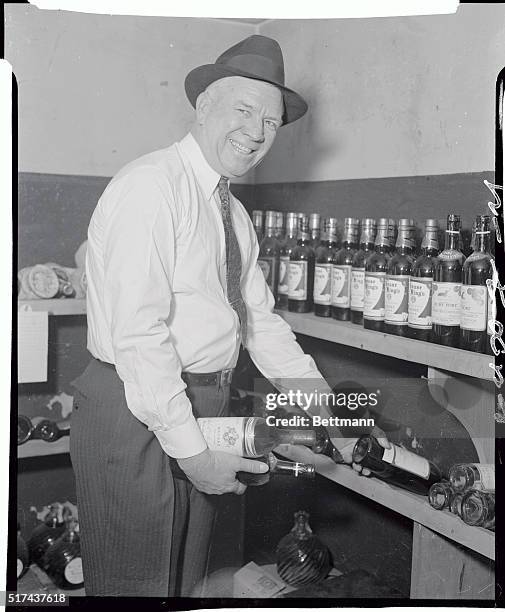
[288,214,315,313]
[313,217,339,317]
[331,218,360,321]
[277,212,299,309]
[350,219,376,325]
[258,210,281,301]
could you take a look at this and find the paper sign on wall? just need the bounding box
[18,308,48,383]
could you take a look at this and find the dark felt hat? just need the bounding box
[184,35,308,125]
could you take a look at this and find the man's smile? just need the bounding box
[228,138,255,155]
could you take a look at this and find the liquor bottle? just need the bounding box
[460,215,494,353]
[196,416,318,458]
[275,211,285,242]
[448,463,495,492]
[352,434,442,495]
[277,212,298,309]
[385,219,415,336]
[428,481,454,510]
[44,521,84,589]
[364,219,395,332]
[45,263,76,298]
[258,211,281,301]
[309,213,322,249]
[31,418,70,443]
[408,219,440,342]
[17,526,29,580]
[351,218,376,325]
[331,218,360,321]
[461,490,495,530]
[252,210,264,243]
[288,214,316,313]
[313,217,339,318]
[18,415,33,445]
[432,214,465,347]
[237,452,315,486]
[27,506,66,567]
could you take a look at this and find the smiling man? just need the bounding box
[70,35,375,599]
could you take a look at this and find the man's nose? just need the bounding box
[243,117,265,142]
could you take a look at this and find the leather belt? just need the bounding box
[181,369,234,388]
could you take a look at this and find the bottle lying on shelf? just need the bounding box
[237,452,315,486]
[461,490,495,530]
[428,481,455,510]
[450,493,464,516]
[17,416,70,444]
[448,463,495,492]
[27,505,66,568]
[44,518,84,589]
[351,434,442,495]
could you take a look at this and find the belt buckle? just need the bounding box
[219,369,233,388]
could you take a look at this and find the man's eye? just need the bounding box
[265,120,278,131]
[237,108,250,116]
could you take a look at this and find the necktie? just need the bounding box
[217,177,248,345]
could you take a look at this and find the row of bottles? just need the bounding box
[18,415,70,445]
[255,210,495,353]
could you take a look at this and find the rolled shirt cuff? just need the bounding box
[154,418,208,459]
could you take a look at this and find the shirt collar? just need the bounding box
[179,133,223,201]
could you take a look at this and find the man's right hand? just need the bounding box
[176,449,269,495]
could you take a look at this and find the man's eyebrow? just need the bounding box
[235,99,282,123]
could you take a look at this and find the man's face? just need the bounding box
[196,77,283,179]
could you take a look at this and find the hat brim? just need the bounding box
[185,64,308,125]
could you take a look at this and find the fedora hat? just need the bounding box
[185,35,308,125]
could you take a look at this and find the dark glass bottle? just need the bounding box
[460,215,494,353]
[288,214,315,313]
[331,217,360,321]
[252,210,264,244]
[237,452,315,486]
[408,219,440,342]
[44,522,84,590]
[27,507,66,568]
[309,213,322,249]
[364,218,395,332]
[350,218,376,325]
[352,434,442,495]
[258,210,281,302]
[277,212,298,309]
[432,214,465,347]
[313,217,339,317]
[31,418,69,443]
[385,219,415,336]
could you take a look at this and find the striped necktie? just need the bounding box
[217,177,248,345]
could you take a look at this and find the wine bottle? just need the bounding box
[288,214,315,313]
[17,527,29,580]
[44,522,84,590]
[460,215,494,353]
[385,219,415,336]
[277,212,298,309]
[364,219,395,332]
[252,210,264,243]
[196,416,318,458]
[351,218,376,325]
[461,489,495,530]
[275,211,285,242]
[18,415,33,445]
[31,418,70,443]
[428,481,454,510]
[27,506,66,568]
[432,214,465,347]
[331,217,360,321]
[309,213,322,249]
[237,452,315,486]
[313,217,338,317]
[258,210,281,301]
[352,434,442,495]
[448,462,495,492]
[408,219,440,342]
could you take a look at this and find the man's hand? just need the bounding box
[331,427,391,476]
[176,449,268,495]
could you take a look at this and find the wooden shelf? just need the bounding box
[18,299,86,316]
[275,310,493,381]
[279,445,495,561]
[18,437,70,459]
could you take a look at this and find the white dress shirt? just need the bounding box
[86,133,328,458]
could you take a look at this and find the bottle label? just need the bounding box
[258,256,277,293]
[17,559,23,578]
[331,265,351,307]
[382,445,430,480]
[351,268,365,310]
[314,264,332,305]
[460,285,487,331]
[408,277,432,329]
[278,255,289,295]
[288,261,308,301]
[364,271,386,320]
[474,464,495,490]
[64,557,84,584]
[432,281,461,326]
[197,417,246,456]
[385,275,409,325]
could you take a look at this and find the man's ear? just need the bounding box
[195,90,212,125]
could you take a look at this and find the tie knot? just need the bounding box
[219,176,228,189]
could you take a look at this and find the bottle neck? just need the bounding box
[395,231,415,255]
[444,229,461,251]
[271,458,315,479]
[342,230,358,248]
[474,230,491,253]
[421,230,439,255]
[374,229,391,251]
[264,226,277,238]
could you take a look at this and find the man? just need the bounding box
[70,34,382,598]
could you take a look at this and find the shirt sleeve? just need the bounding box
[101,167,207,459]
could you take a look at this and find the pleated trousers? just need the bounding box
[69,358,229,597]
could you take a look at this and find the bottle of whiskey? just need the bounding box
[428,481,455,510]
[309,213,322,249]
[351,218,376,325]
[252,210,264,243]
[197,416,318,458]
[237,452,315,486]
[408,219,440,342]
[288,214,315,313]
[460,215,494,353]
[461,490,495,530]
[364,219,395,332]
[352,434,442,495]
[258,210,281,301]
[331,217,360,321]
[31,418,70,443]
[432,214,465,347]
[314,217,339,318]
[277,212,299,309]
[44,520,84,589]
[385,219,415,336]
[448,463,495,492]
